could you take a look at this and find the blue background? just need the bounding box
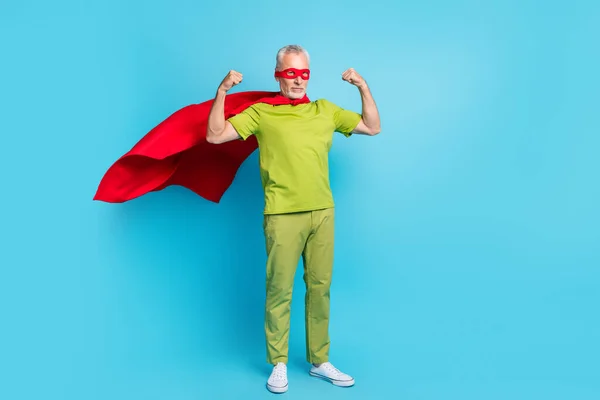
[1,0,599,399]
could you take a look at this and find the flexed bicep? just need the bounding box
[207,121,242,144]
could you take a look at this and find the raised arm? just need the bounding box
[206,70,243,144]
[342,68,381,136]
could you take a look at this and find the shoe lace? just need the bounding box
[323,362,341,375]
[273,363,287,379]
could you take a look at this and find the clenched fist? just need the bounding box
[341,68,366,88]
[219,70,243,92]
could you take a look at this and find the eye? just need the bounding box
[286,70,294,76]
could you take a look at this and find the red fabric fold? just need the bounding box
[93,91,309,203]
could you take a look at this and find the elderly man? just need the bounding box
[206,44,380,393]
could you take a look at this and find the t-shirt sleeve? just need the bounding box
[227,104,261,140]
[329,100,362,137]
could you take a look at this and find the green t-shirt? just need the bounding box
[227,98,361,214]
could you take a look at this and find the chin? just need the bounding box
[287,90,305,99]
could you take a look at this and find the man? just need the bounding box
[206,44,380,393]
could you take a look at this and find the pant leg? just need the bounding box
[302,207,335,364]
[263,212,311,365]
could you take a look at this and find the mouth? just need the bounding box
[291,88,304,92]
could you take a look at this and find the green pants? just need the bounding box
[263,207,335,365]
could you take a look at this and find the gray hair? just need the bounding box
[275,44,310,69]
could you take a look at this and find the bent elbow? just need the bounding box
[370,126,381,136]
[206,130,220,144]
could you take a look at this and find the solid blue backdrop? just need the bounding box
[1,0,599,399]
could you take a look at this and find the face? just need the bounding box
[275,52,309,99]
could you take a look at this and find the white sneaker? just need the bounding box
[309,362,355,387]
[266,362,288,393]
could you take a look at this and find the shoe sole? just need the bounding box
[309,371,355,387]
[266,382,288,394]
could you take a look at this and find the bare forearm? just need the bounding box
[358,84,380,133]
[207,88,227,138]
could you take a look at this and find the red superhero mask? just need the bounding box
[274,68,310,80]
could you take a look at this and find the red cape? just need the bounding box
[93,90,309,203]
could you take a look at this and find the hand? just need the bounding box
[342,68,366,88]
[218,70,243,92]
